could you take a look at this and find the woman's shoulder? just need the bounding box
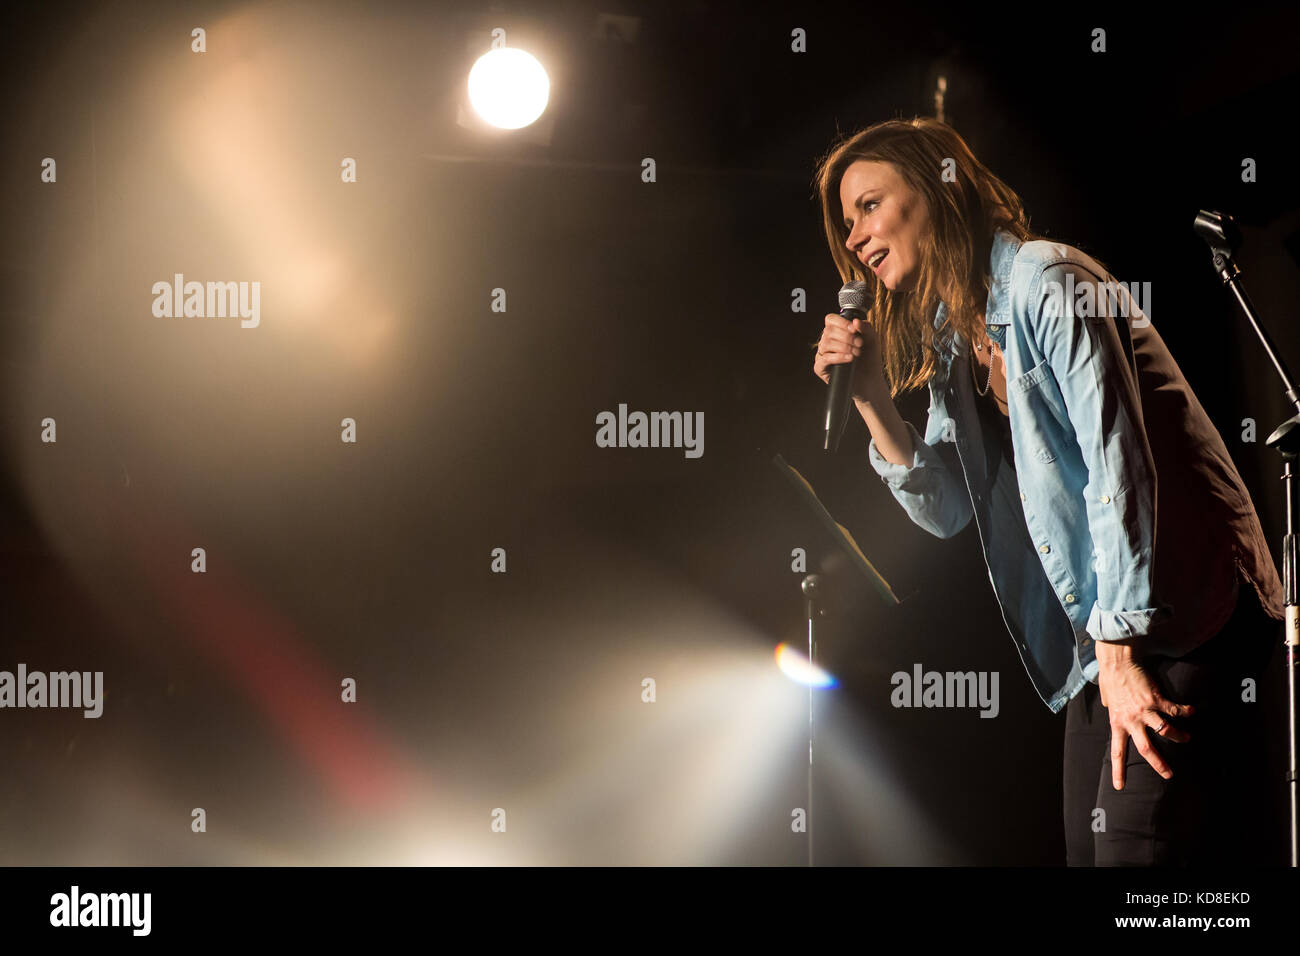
[1008,238,1113,307]
[1012,237,1108,280]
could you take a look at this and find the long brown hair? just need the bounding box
[812,117,1047,398]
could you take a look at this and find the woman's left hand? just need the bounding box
[1094,640,1194,790]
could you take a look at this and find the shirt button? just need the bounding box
[1100,495,1110,504]
[1019,491,1026,501]
[1039,544,1050,554]
[1065,593,1076,603]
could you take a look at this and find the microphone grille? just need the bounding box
[838,280,871,313]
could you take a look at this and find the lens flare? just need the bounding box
[775,642,837,688]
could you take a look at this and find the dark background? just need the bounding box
[2,0,1298,865]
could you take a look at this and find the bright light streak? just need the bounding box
[467,48,550,129]
[775,642,837,688]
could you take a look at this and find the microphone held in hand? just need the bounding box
[824,280,873,452]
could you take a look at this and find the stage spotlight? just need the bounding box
[775,642,837,689]
[467,47,550,130]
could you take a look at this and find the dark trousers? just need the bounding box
[1063,582,1285,866]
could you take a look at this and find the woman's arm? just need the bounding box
[861,380,974,540]
[856,379,914,465]
[1031,260,1189,787]
[1029,261,1170,645]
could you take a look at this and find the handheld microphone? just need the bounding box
[823,280,873,452]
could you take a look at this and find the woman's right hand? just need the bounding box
[813,313,885,401]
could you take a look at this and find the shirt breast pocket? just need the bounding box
[1009,360,1071,464]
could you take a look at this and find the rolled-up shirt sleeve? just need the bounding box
[1030,262,1173,643]
[868,411,973,540]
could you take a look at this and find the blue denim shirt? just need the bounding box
[867,229,1284,713]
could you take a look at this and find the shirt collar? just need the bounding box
[931,228,1021,358]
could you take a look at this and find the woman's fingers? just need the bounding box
[1110,723,1172,790]
[1148,695,1193,742]
[823,314,871,357]
[1108,732,1127,790]
[814,352,853,382]
[1150,714,1191,744]
[1110,705,1191,790]
[818,331,860,357]
[821,330,864,352]
[816,313,869,385]
[822,328,859,347]
[1131,725,1173,781]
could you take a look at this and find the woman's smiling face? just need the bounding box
[839,159,930,293]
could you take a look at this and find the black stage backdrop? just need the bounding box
[1,0,1297,924]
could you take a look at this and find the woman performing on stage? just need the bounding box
[811,117,1284,865]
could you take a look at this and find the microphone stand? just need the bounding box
[1195,209,1300,866]
[801,573,823,867]
[771,454,906,865]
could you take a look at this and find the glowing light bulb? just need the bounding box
[467,48,550,130]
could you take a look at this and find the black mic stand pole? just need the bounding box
[1195,209,1300,866]
[773,453,906,865]
[800,573,823,867]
